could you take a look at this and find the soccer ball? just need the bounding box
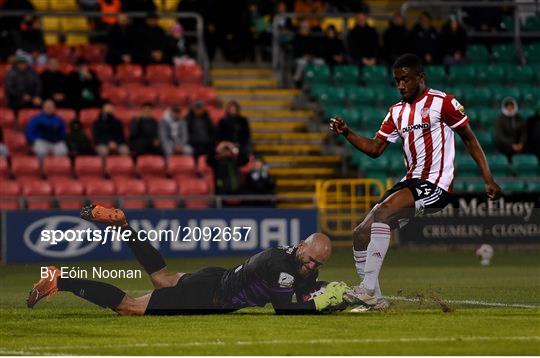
[476,244,494,266]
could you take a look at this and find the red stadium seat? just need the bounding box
[18,109,41,128]
[58,63,75,75]
[0,180,21,209]
[101,86,128,106]
[53,179,85,209]
[207,107,225,125]
[158,86,190,106]
[115,178,147,208]
[145,64,173,84]
[0,88,6,106]
[0,157,7,178]
[167,155,196,176]
[0,108,16,128]
[90,63,114,83]
[191,87,218,105]
[3,129,28,154]
[75,155,103,178]
[197,155,213,175]
[178,177,211,208]
[114,107,138,126]
[82,44,105,63]
[174,63,203,84]
[84,179,116,207]
[56,108,77,124]
[11,155,41,179]
[116,64,143,84]
[43,156,72,178]
[147,178,178,208]
[47,45,72,62]
[127,86,159,106]
[22,180,53,209]
[79,108,100,128]
[136,155,166,178]
[0,64,10,84]
[105,155,135,178]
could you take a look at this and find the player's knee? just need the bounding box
[372,203,393,223]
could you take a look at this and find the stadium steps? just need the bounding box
[213,67,344,208]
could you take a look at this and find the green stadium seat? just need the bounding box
[456,156,479,176]
[505,65,535,85]
[360,108,386,128]
[465,180,486,193]
[487,154,510,176]
[342,108,362,124]
[492,86,521,103]
[524,17,540,31]
[445,86,465,100]
[475,131,494,150]
[304,64,331,84]
[464,87,492,106]
[317,87,346,105]
[525,42,540,64]
[424,66,446,84]
[466,108,479,122]
[475,64,505,84]
[377,86,400,104]
[333,65,360,84]
[527,181,540,191]
[347,86,376,104]
[452,181,467,192]
[362,65,389,85]
[520,85,537,105]
[324,105,345,119]
[309,84,327,97]
[501,16,514,32]
[511,154,539,176]
[492,43,517,64]
[478,107,499,128]
[467,45,490,63]
[499,180,527,192]
[521,108,534,120]
[450,65,476,84]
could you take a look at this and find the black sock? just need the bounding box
[122,225,166,275]
[58,278,126,310]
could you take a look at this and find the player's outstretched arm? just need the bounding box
[329,116,388,158]
[456,124,502,199]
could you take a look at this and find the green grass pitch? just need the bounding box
[1,248,539,355]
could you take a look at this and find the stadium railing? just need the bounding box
[0,10,210,84]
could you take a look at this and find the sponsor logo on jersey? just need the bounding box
[278,272,295,288]
[401,122,431,133]
[451,98,465,115]
[420,107,430,118]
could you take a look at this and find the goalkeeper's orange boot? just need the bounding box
[80,204,127,227]
[27,266,60,308]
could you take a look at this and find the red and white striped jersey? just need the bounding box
[376,88,469,192]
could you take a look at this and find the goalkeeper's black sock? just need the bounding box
[122,225,166,275]
[58,278,126,310]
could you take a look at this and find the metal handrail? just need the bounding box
[0,10,210,84]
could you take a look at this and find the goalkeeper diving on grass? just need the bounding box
[27,205,349,315]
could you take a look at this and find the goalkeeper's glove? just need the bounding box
[313,281,349,311]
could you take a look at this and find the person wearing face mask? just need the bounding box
[93,101,129,157]
[29,204,349,315]
[68,58,103,110]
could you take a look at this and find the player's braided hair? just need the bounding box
[392,53,424,75]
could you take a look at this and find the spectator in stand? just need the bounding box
[409,11,439,65]
[67,118,94,155]
[40,57,70,108]
[5,55,42,110]
[347,11,379,66]
[68,58,102,110]
[440,14,467,66]
[248,2,272,62]
[186,100,215,170]
[294,0,328,31]
[140,13,168,64]
[495,97,527,161]
[13,15,47,65]
[92,101,129,157]
[525,103,540,160]
[97,0,121,27]
[165,22,192,66]
[292,19,324,85]
[0,128,9,157]
[321,25,345,68]
[121,0,155,26]
[245,157,275,206]
[383,13,410,66]
[129,102,161,156]
[26,99,68,158]
[208,100,252,195]
[274,1,294,31]
[105,12,136,65]
[159,105,193,157]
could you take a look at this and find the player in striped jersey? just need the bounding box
[329,54,501,311]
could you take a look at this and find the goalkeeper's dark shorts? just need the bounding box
[144,267,235,315]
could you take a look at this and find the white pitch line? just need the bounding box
[19,336,540,352]
[386,295,540,309]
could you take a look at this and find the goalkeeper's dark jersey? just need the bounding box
[219,246,318,313]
